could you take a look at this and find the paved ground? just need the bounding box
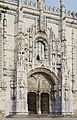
[0,117,77,120]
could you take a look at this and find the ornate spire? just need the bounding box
[60,0,65,18]
[37,0,46,32]
[60,0,64,5]
[37,0,45,9]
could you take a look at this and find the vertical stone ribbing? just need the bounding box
[3,14,7,69]
[71,29,75,91]
[0,13,2,87]
[29,28,33,64]
[60,0,65,114]
[3,13,11,116]
[60,0,70,115]
[32,25,36,68]
[52,32,57,73]
[48,27,52,68]
[16,0,28,114]
[37,0,46,32]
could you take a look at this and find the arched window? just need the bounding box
[36,41,45,61]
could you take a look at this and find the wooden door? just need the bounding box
[41,93,49,114]
[28,92,36,114]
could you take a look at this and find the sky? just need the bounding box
[32,0,77,12]
[45,0,77,12]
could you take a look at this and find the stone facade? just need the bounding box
[0,0,77,117]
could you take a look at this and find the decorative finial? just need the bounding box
[37,0,45,9]
[60,0,64,5]
[60,0,65,18]
[60,0,64,10]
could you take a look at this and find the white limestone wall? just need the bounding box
[66,26,72,78]
[73,28,77,115]
[6,14,15,69]
[47,19,59,38]
[72,28,77,115]
[0,13,4,114]
[73,29,77,90]
[23,14,36,31]
[0,2,77,116]
[65,26,73,114]
[0,13,15,115]
[66,25,77,115]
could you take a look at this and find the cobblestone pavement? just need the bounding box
[0,117,77,120]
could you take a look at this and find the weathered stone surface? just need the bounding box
[0,0,77,117]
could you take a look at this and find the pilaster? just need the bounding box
[16,30,28,114]
[38,93,41,114]
[60,0,71,115]
[14,0,28,115]
[0,13,3,88]
[3,13,7,68]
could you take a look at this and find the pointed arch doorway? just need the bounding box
[27,67,59,115]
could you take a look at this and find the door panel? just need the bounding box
[41,93,49,114]
[28,92,36,114]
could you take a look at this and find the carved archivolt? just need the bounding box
[27,67,59,92]
[27,67,59,85]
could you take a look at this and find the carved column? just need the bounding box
[54,85,60,113]
[49,93,52,113]
[48,28,53,68]
[3,14,7,68]
[2,13,12,116]
[16,0,28,114]
[29,28,33,65]
[60,0,70,115]
[2,13,7,90]
[16,34,28,114]
[60,0,67,114]
[5,74,12,116]
[38,93,41,114]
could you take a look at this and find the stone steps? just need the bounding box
[6,114,63,118]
